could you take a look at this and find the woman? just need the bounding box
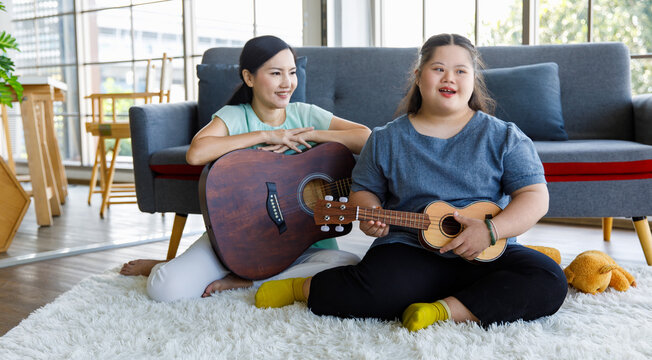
[121,35,371,302]
[254,33,567,330]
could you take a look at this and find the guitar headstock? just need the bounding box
[313,199,357,225]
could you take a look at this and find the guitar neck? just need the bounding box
[356,206,430,230]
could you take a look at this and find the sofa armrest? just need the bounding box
[129,101,198,213]
[633,93,652,145]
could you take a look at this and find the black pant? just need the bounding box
[308,243,567,326]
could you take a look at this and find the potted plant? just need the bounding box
[0,0,22,107]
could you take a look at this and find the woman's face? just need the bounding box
[244,48,297,110]
[416,45,475,115]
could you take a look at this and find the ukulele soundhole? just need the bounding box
[440,214,462,237]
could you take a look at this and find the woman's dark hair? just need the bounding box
[227,35,297,105]
[396,33,495,116]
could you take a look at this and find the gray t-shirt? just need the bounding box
[351,111,546,254]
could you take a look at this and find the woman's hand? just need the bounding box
[439,212,491,261]
[262,127,314,153]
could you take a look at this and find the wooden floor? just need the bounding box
[0,184,649,336]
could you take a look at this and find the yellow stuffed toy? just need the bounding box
[525,245,562,264]
[563,250,637,295]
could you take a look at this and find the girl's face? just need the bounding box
[417,45,475,115]
[244,48,297,110]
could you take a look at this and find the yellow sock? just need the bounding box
[255,277,307,308]
[402,299,451,332]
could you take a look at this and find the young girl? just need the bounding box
[254,34,568,330]
[120,35,371,302]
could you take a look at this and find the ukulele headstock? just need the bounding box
[313,199,356,225]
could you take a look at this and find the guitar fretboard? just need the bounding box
[357,207,430,230]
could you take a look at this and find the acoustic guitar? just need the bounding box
[199,142,355,280]
[313,199,508,261]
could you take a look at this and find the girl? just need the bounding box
[120,35,371,302]
[254,34,567,330]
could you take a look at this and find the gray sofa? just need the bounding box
[129,42,652,263]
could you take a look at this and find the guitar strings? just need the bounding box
[262,178,353,210]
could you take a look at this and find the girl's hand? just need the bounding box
[264,127,314,153]
[439,212,490,260]
[359,207,390,238]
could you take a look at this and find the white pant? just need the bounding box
[147,232,360,302]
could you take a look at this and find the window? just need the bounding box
[538,0,588,44]
[79,1,184,162]
[476,0,522,46]
[5,1,650,169]
[424,0,475,42]
[9,0,78,162]
[381,0,422,47]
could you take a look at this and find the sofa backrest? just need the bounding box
[479,42,633,140]
[201,42,634,140]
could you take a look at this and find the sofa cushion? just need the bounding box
[197,56,307,130]
[535,140,652,182]
[482,62,568,141]
[149,145,204,180]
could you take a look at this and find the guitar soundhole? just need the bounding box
[302,178,328,211]
[440,215,462,237]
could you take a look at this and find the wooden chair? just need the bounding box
[85,53,173,218]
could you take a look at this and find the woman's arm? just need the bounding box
[303,116,371,154]
[349,190,390,238]
[185,117,314,165]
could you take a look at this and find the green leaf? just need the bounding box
[0,55,15,73]
[0,83,14,107]
[0,31,19,52]
[7,75,22,101]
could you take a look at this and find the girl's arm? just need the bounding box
[349,190,390,238]
[440,183,549,260]
[185,117,313,165]
[490,183,549,239]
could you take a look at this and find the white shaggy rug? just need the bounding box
[1,264,652,360]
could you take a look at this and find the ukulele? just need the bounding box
[313,199,508,261]
[199,142,355,280]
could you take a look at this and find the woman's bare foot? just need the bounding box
[202,274,253,297]
[120,259,166,276]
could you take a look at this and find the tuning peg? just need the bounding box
[335,225,344,232]
[320,225,330,232]
[324,195,334,201]
[339,197,348,203]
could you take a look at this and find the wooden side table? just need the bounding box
[16,76,68,226]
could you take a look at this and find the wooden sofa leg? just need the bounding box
[166,213,188,260]
[602,217,613,241]
[632,216,652,266]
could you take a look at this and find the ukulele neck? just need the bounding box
[356,207,430,230]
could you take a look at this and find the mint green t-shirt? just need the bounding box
[214,102,332,148]
[212,102,339,250]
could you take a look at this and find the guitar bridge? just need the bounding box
[266,182,287,234]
